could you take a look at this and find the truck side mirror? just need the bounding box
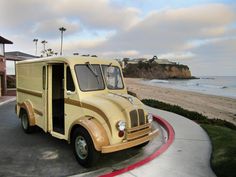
[67,90,76,95]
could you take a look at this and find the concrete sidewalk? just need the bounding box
[0,96,16,106]
[118,106,216,177]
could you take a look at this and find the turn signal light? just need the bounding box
[118,130,124,137]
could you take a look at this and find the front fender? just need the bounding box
[69,117,110,151]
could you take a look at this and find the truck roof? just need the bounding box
[16,56,120,66]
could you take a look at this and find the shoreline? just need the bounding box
[124,78,236,125]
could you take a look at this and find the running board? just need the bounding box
[51,131,66,140]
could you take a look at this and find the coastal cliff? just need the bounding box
[123,62,192,79]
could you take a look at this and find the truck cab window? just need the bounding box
[102,65,124,89]
[42,66,46,90]
[75,64,105,91]
[66,66,75,91]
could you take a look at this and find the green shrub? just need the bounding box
[142,99,236,130]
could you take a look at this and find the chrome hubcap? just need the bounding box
[75,136,88,160]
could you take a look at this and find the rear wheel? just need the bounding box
[20,110,34,133]
[72,127,100,167]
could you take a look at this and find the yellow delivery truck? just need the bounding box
[16,56,158,167]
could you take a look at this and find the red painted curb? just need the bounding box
[99,115,175,177]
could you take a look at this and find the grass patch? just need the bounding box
[201,124,236,177]
[142,98,236,177]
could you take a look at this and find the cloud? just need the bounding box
[0,0,53,29]
[1,1,236,75]
[32,18,80,39]
[182,37,236,76]
[192,37,236,61]
[0,0,141,46]
[93,3,236,55]
[52,0,141,30]
[64,38,106,50]
[101,50,140,58]
[158,52,195,60]
[0,0,140,53]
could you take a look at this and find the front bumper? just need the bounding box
[101,128,159,153]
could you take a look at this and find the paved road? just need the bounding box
[0,101,163,177]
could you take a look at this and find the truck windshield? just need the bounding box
[75,64,105,91]
[102,65,124,89]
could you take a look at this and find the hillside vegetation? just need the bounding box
[123,61,193,79]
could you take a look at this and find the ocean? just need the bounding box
[142,76,236,99]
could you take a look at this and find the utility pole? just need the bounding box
[33,38,38,56]
[59,27,66,55]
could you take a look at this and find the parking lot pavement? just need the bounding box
[0,101,163,177]
[0,96,15,106]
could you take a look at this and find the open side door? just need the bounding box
[47,63,66,139]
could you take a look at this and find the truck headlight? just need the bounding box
[147,113,153,123]
[116,120,126,131]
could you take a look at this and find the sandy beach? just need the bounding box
[125,78,236,125]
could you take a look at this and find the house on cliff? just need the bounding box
[127,58,148,64]
[155,59,176,65]
[125,57,176,65]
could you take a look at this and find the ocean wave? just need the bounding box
[200,77,215,80]
[149,79,169,83]
[141,76,236,98]
[187,83,227,89]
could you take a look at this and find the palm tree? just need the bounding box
[149,55,158,63]
[41,40,47,51]
[41,40,48,57]
[59,27,66,55]
[33,39,38,56]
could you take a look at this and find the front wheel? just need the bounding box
[72,127,100,167]
[135,141,149,148]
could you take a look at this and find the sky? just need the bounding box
[1,0,236,76]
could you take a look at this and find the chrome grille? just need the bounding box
[130,110,138,127]
[130,109,146,127]
[138,109,145,125]
[126,123,151,141]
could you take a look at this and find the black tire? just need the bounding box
[136,141,149,148]
[20,110,34,134]
[72,127,100,167]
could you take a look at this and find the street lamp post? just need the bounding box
[59,27,66,55]
[33,38,38,56]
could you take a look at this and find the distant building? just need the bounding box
[4,51,38,96]
[0,36,13,96]
[126,57,176,65]
[5,51,38,61]
[126,58,148,65]
[155,58,176,65]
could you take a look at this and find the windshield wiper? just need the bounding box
[85,62,98,77]
[85,62,100,84]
